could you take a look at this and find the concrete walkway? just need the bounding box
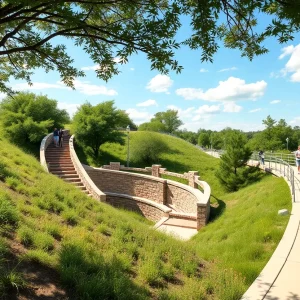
[242,162,300,300]
[206,151,300,299]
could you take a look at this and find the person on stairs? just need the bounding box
[53,128,59,147]
[58,129,64,147]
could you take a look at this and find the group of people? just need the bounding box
[53,128,64,147]
[259,147,300,175]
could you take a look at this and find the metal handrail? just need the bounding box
[202,149,298,203]
[251,153,299,202]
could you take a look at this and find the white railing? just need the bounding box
[202,148,299,203]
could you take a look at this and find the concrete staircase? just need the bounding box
[45,135,90,195]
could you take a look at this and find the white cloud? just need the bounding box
[176,77,267,102]
[146,74,173,93]
[81,57,124,71]
[0,92,6,101]
[289,117,300,125]
[223,102,242,113]
[72,80,117,96]
[13,82,69,91]
[81,65,99,71]
[279,45,295,59]
[130,67,135,71]
[126,108,153,124]
[200,68,208,73]
[57,102,80,117]
[218,67,237,72]
[249,108,261,113]
[193,105,221,121]
[136,99,158,107]
[167,105,196,119]
[13,80,117,96]
[279,44,300,82]
[270,100,281,104]
[195,105,221,114]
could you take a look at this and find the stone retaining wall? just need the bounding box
[86,167,166,204]
[69,135,106,202]
[105,193,171,222]
[85,165,210,229]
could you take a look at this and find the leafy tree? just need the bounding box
[247,116,295,151]
[1,1,299,93]
[138,121,166,132]
[198,132,210,148]
[0,92,69,144]
[130,133,168,165]
[174,129,198,144]
[216,130,256,192]
[151,110,183,133]
[73,101,131,157]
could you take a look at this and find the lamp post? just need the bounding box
[286,137,289,150]
[126,125,130,167]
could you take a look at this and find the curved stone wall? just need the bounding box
[69,135,106,202]
[40,133,53,172]
[105,192,171,222]
[84,165,210,228]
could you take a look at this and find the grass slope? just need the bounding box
[1,136,247,300]
[77,131,292,288]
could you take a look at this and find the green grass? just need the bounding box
[0,131,292,299]
[77,131,292,292]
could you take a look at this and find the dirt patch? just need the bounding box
[4,239,74,300]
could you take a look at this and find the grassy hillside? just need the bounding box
[0,131,292,299]
[75,131,224,195]
[0,135,247,299]
[77,131,292,286]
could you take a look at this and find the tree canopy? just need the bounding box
[72,100,131,157]
[0,92,69,144]
[215,130,259,191]
[151,109,183,133]
[1,1,300,93]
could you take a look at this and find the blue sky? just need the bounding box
[4,17,300,132]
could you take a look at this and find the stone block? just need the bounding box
[278,209,289,216]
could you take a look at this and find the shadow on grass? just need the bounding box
[209,194,226,222]
[59,243,149,300]
[159,158,190,173]
[74,143,126,167]
[15,142,40,159]
[1,238,75,300]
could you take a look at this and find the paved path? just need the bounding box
[206,151,300,299]
[242,162,300,300]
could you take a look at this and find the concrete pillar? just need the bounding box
[188,171,199,188]
[110,162,120,170]
[152,164,161,177]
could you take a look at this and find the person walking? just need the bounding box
[258,150,265,166]
[58,128,64,147]
[53,128,59,147]
[295,146,300,174]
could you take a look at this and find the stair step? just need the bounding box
[63,177,81,182]
[65,179,82,184]
[169,212,197,220]
[162,218,197,229]
[49,166,75,170]
[76,185,87,190]
[51,170,76,175]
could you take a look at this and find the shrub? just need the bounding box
[17,226,35,247]
[130,133,169,165]
[0,193,19,225]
